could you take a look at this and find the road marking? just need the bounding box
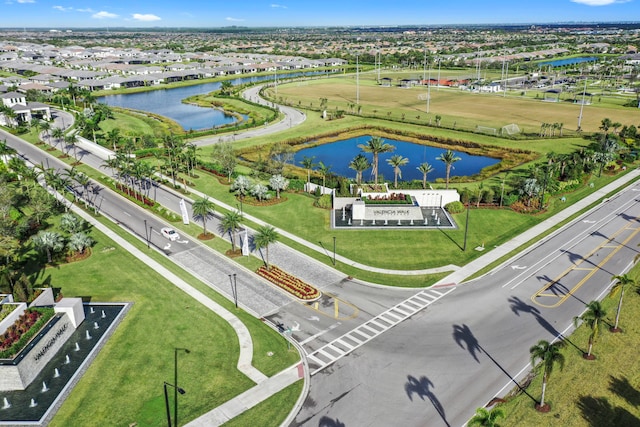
[307,287,456,375]
[291,321,301,332]
[532,222,640,308]
[334,299,339,318]
[299,322,341,345]
[306,316,320,322]
[511,265,527,270]
[163,243,171,250]
[123,211,131,217]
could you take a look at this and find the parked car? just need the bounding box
[161,227,179,241]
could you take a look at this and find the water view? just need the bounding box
[539,56,598,67]
[99,71,325,130]
[295,136,500,182]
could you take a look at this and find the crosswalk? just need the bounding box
[306,286,456,375]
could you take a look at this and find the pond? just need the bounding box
[295,136,500,182]
[98,71,327,130]
[539,56,598,68]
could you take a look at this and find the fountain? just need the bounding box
[437,217,441,225]
[397,219,401,225]
[101,310,106,319]
[90,307,95,314]
[53,368,60,378]
[360,219,364,226]
[2,397,10,409]
[348,218,351,225]
[64,355,70,364]
[432,209,436,216]
[86,330,92,340]
[29,398,37,407]
[94,322,99,329]
[341,206,346,221]
[424,218,428,225]
[372,220,376,225]
[42,382,48,392]
[410,219,414,225]
[384,219,388,225]
[75,342,80,352]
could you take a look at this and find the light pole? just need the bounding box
[333,236,336,266]
[228,273,238,308]
[463,203,470,251]
[173,347,190,427]
[144,219,149,249]
[163,382,186,427]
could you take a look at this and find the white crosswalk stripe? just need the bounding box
[307,286,456,375]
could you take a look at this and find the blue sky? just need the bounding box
[1,0,638,28]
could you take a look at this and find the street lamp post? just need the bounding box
[163,382,186,427]
[229,273,238,308]
[463,203,470,251]
[333,236,336,266]
[173,347,190,427]
[144,219,149,249]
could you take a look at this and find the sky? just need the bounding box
[1,0,638,28]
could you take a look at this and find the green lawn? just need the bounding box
[498,267,640,426]
[45,218,299,427]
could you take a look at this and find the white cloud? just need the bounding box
[225,17,245,22]
[53,5,71,11]
[76,8,94,13]
[271,3,287,8]
[17,0,35,3]
[92,11,118,19]
[132,13,161,21]
[570,0,627,5]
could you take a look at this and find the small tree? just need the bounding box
[251,183,270,201]
[349,153,371,186]
[192,196,216,237]
[253,225,279,269]
[468,407,505,427]
[574,300,607,359]
[386,154,409,189]
[32,231,65,263]
[269,174,289,199]
[610,274,636,332]
[220,211,242,252]
[300,155,316,191]
[68,232,94,255]
[437,150,461,189]
[529,339,565,410]
[417,162,434,189]
[231,175,252,202]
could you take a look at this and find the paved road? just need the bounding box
[293,182,640,426]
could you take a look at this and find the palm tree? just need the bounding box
[32,231,66,263]
[40,120,51,145]
[386,154,409,188]
[64,133,79,161]
[358,136,395,185]
[60,213,85,233]
[300,155,316,192]
[253,225,279,270]
[68,232,94,255]
[317,161,331,192]
[574,300,607,359]
[269,174,289,199]
[348,153,371,186]
[51,127,64,150]
[417,162,434,189]
[610,274,636,332]
[220,211,242,252]
[192,196,215,237]
[231,175,252,202]
[468,407,505,427]
[529,339,565,410]
[437,149,461,189]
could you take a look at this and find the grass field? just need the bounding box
[498,266,640,427]
[268,74,640,135]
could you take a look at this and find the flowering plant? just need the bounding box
[256,265,321,300]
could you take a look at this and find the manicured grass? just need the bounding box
[221,380,304,427]
[498,267,640,426]
[45,218,299,426]
[99,110,165,137]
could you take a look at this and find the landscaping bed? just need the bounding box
[256,265,321,301]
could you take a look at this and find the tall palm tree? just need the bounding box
[417,162,434,189]
[32,231,65,263]
[317,161,331,192]
[192,196,215,237]
[386,154,409,189]
[348,153,371,186]
[300,155,316,191]
[220,211,242,252]
[468,407,505,427]
[437,149,461,189]
[64,133,79,161]
[529,339,565,409]
[40,120,51,145]
[253,225,279,270]
[610,274,636,332]
[51,127,64,150]
[574,300,607,359]
[358,136,395,185]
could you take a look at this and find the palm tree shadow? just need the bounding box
[577,395,640,426]
[535,274,588,306]
[562,249,614,276]
[609,375,640,407]
[438,227,463,251]
[452,324,537,402]
[405,375,449,427]
[318,416,346,427]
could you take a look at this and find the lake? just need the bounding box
[295,136,500,182]
[98,71,326,130]
[539,57,598,68]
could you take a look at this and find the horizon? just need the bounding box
[1,0,638,29]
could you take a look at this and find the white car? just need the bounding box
[161,227,179,241]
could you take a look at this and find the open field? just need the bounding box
[499,266,640,427]
[269,75,640,135]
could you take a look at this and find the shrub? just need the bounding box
[445,201,465,214]
[314,194,332,209]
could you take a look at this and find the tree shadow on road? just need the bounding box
[405,375,450,426]
[577,395,639,427]
[452,323,537,403]
[318,416,346,427]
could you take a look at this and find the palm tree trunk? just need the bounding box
[614,289,624,330]
[587,339,593,357]
[540,375,547,407]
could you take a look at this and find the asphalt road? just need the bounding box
[292,183,640,426]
